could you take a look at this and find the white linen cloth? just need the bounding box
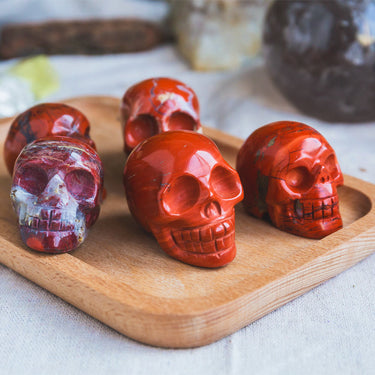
[0,1,374,374]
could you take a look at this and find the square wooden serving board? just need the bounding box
[1,96,374,348]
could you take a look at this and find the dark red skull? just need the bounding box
[123,131,243,267]
[236,121,344,239]
[4,103,96,175]
[121,77,202,153]
[11,136,104,253]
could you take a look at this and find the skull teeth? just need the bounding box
[19,208,77,232]
[21,217,75,232]
[171,217,235,254]
[293,197,339,220]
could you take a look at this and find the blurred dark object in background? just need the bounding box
[0,18,165,59]
[263,0,375,123]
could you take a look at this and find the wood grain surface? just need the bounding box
[0,96,374,348]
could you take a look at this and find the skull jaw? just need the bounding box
[268,198,343,239]
[156,234,236,268]
[151,215,237,268]
[19,226,86,253]
[11,186,90,253]
[271,215,343,239]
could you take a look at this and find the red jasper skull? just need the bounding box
[236,121,344,239]
[11,136,104,253]
[124,131,243,267]
[4,103,96,175]
[121,77,202,153]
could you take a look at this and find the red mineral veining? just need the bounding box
[121,77,202,153]
[236,121,344,239]
[4,103,96,175]
[11,136,104,253]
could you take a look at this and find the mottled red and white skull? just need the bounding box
[123,131,243,267]
[236,121,344,239]
[11,136,104,253]
[121,77,202,153]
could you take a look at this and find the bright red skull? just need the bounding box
[121,77,202,153]
[236,121,344,239]
[11,136,104,253]
[123,131,243,268]
[4,103,96,175]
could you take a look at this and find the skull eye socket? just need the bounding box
[126,115,158,149]
[162,175,200,215]
[65,170,96,200]
[168,112,197,131]
[286,167,314,191]
[325,154,339,178]
[211,165,242,199]
[17,166,48,196]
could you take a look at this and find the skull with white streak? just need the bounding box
[11,136,104,252]
[121,77,202,153]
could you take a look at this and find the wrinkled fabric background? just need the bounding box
[0,1,374,374]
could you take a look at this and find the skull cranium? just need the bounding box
[11,136,104,252]
[4,103,96,175]
[236,121,344,238]
[123,131,243,267]
[121,77,202,153]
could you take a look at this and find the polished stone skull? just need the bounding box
[11,136,104,252]
[123,131,243,267]
[236,121,344,238]
[4,102,96,175]
[121,77,202,153]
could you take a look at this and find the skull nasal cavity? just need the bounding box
[317,165,331,184]
[204,201,221,218]
[37,175,70,207]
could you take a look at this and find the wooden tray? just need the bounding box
[1,96,375,348]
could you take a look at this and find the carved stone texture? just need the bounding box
[236,121,344,239]
[121,77,202,154]
[124,130,243,268]
[169,0,270,70]
[4,103,96,175]
[263,0,375,122]
[10,136,104,253]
